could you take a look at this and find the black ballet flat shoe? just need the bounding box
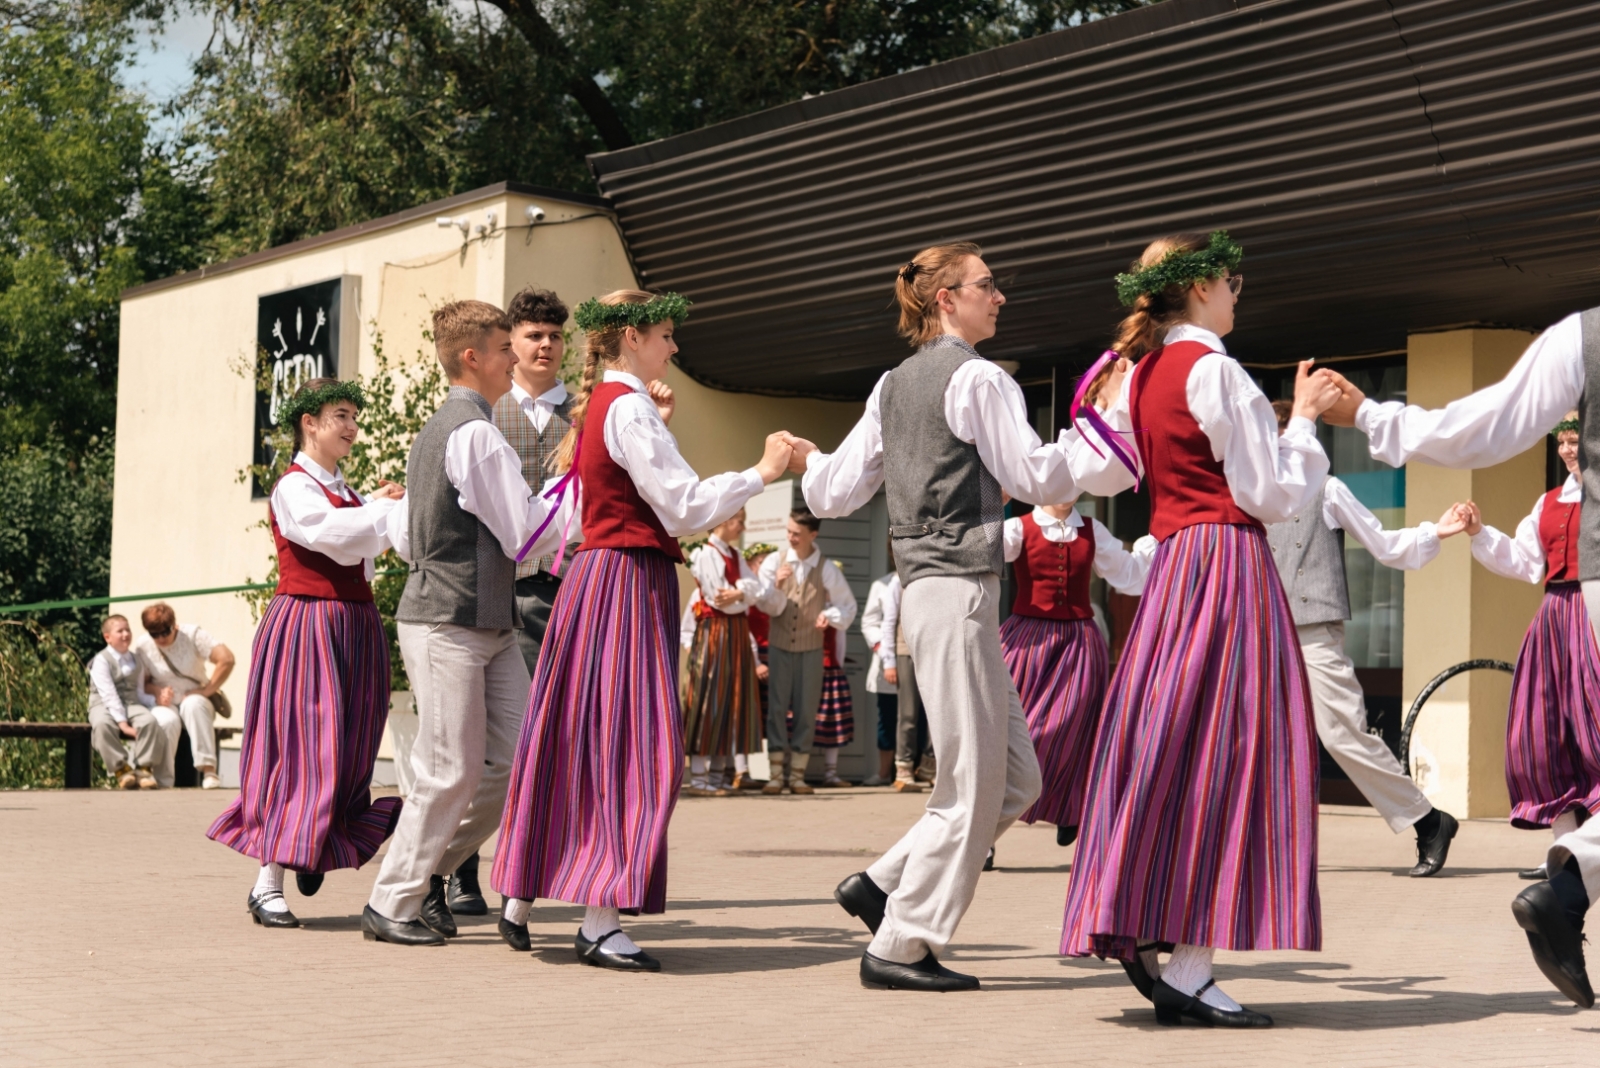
[1519,864,1550,881]
[983,847,995,872]
[859,950,979,992]
[1511,882,1594,1008]
[447,854,488,915]
[1152,978,1272,1027]
[361,905,446,946]
[247,891,300,928]
[1056,824,1078,848]
[575,929,661,972]
[834,872,889,935]
[295,871,324,897]
[421,875,458,937]
[1409,810,1459,877]
[1120,943,1162,1002]
[499,917,531,952]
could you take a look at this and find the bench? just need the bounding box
[0,721,239,788]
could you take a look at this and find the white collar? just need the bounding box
[1031,505,1083,530]
[709,534,736,555]
[786,546,822,567]
[1164,322,1228,355]
[293,452,348,496]
[512,379,568,408]
[602,369,647,393]
[103,645,135,663]
[1560,473,1581,503]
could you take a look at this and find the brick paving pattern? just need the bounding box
[1,789,1594,1066]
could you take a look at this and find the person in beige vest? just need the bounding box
[755,509,857,793]
[86,615,165,790]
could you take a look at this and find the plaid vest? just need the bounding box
[492,387,575,577]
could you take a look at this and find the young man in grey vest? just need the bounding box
[87,614,164,790]
[362,300,568,946]
[445,287,575,916]
[1324,306,1600,1007]
[1266,400,1466,878]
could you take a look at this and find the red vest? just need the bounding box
[1128,340,1263,541]
[1010,513,1095,620]
[576,382,684,563]
[748,607,770,649]
[1539,486,1580,585]
[270,465,374,602]
[692,542,744,619]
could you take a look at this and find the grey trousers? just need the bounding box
[894,655,928,767]
[766,646,824,754]
[866,574,1041,964]
[368,623,529,921]
[1555,582,1600,904]
[1298,621,1431,833]
[512,572,562,678]
[88,699,164,774]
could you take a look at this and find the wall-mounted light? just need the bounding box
[525,204,546,224]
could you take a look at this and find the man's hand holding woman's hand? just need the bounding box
[372,480,405,501]
[756,432,795,483]
[781,432,817,474]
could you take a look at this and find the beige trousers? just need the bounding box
[150,694,219,786]
[865,574,1041,964]
[87,699,164,775]
[367,622,529,922]
[1553,582,1600,902]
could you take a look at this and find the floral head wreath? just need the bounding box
[573,292,691,333]
[278,379,366,430]
[1552,416,1581,437]
[1114,230,1244,307]
[742,542,779,561]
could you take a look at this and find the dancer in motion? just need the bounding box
[492,290,794,970]
[999,499,1154,849]
[1062,231,1344,1027]
[208,378,405,928]
[1322,309,1600,1009]
[791,241,1082,992]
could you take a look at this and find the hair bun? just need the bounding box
[898,262,921,282]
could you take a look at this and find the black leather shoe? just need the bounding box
[247,891,300,928]
[1410,809,1459,877]
[1512,882,1594,1008]
[447,853,488,915]
[1520,864,1549,881]
[1120,943,1160,1001]
[983,847,995,872]
[295,871,324,897]
[860,950,979,991]
[499,917,531,951]
[834,872,889,934]
[1056,824,1078,848]
[421,874,458,937]
[575,929,660,971]
[361,905,446,946]
[1152,978,1272,1027]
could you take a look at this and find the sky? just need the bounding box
[122,10,214,108]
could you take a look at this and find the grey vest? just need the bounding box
[1578,307,1600,581]
[1265,480,1350,626]
[881,337,1005,586]
[88,648,141,715]
[396,388,519,629]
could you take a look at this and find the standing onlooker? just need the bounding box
[859,560,900,787]
[878,573,927,793]
[813,624,855,786]
[87,615,163,790]
[137,603,235,789]
[735,543,778,790]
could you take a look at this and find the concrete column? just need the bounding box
[1402,327,1544,818]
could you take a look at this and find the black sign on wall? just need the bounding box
[253,278,345,497]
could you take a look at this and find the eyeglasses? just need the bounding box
[146,626,173,640]
[1225,274,1244,296]
[946,276,998,296]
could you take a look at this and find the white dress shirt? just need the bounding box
[1318,476,1441,570]
[757,546,858,630]
[1066,323,1329,525]
[510,379,569,435]
[801,343,1080,517]
[861,573,897,694]
[135,624,218,699]
[601,370,765,537]
[1469,474,1580,585]
[272,452,401,580]
[1355,313,1584,469]
[878,573,904,670]
[88,648,153,723]
[690,535,771,616]
[1001,508,1157,596]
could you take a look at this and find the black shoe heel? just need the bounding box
[1154,1001,1182,1026]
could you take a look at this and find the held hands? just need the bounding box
[1290,360,1345,424]
[1451,500,1484,536]
[781,431,817,475]
[372,479,405,501]
[1319,370,1366,428]
[647,380,676,425]
[1091,356,1133,409]
[1436,502,1472,539]
[755,432,794,483]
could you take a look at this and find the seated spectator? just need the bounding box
[136,602,235,789]
[87,615,163,790]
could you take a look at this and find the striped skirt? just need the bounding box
[1000,615,1108,830]
[491,547,681,913]
[1506,583,1600,828]
[681,612,763,757]
[813,663,855,748]
[207,595,401,872]
[1061,523,1320,961]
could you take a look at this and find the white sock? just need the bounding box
[1162,944,1241,1012]
[581,906,640,953]
[733,752,749,773]
[1554,809,1581,839]
[689,755,709,789]
[503,897,532,925]
[253,863,288,913]
[1138,944,1162,982]
[824,749,840,773]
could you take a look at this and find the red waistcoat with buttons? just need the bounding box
[1010,513,1095,620]
[694,542,745,619]
[577,381,684,564]
[1539,486,1580,586]
[1128,340,1264,541]
[270,465,374,602]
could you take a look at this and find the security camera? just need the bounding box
[525,205,546,224]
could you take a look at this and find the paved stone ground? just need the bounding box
[2,788,1595,1067]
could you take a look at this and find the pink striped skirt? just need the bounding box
[1061,523,1320,961]
[1506,583,1600,828]
[207,595,400,872]
[491,547,681,913]
[999,614,1107,830]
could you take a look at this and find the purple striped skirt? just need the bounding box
[491,547,681,913]
[1000,614,1107,830]
[1506,583,1600,828]
[1061,523,1320,961]
[813,663,855,749]
[207,595,401,872]
[682,612,763,757]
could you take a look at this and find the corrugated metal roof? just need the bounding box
[590,0,1600,400]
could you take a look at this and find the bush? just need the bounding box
[0,619,95,789]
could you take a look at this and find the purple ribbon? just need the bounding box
[1071,350,1142,491]
[515,431,581,575]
